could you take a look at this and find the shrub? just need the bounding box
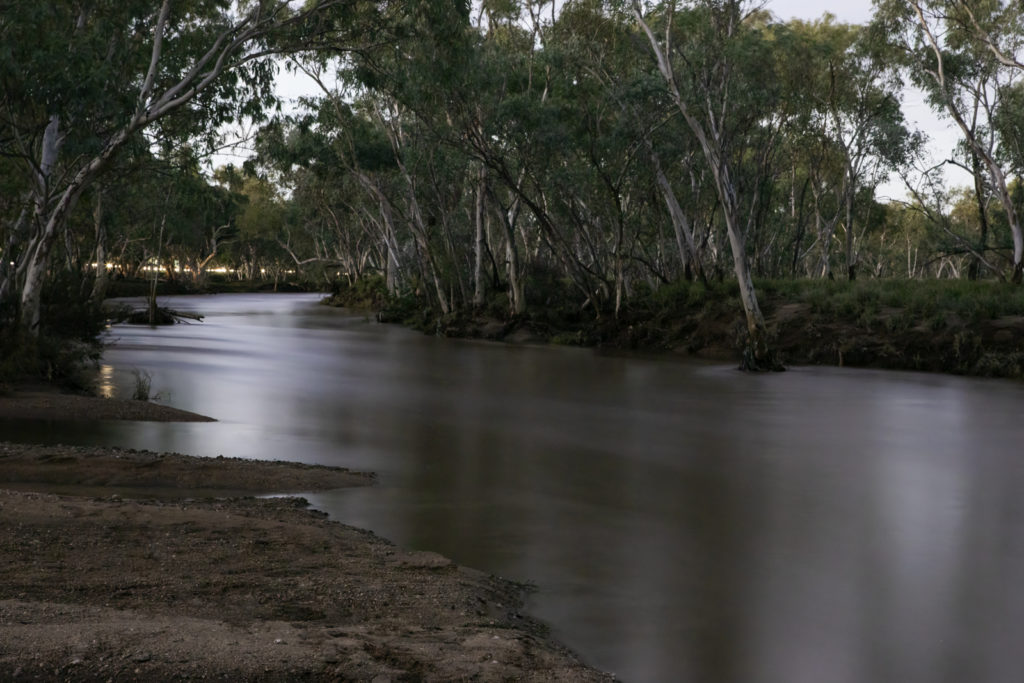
[0,272,106,391]
[131,368,152,401]
[326,275,390,310]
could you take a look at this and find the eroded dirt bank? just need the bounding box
[0,443,610,681]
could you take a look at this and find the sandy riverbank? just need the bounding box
[0,395,611,681]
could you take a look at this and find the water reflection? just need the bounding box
[96,364,115,399]
[4,293,1024,682]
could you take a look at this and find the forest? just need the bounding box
[4,0,1024,379]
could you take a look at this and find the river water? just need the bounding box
[5,293,1024,682]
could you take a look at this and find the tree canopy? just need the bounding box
[3,0,1023,365]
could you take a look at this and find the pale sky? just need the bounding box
[769,0,875,25]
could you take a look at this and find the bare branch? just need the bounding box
[135,0,172,124]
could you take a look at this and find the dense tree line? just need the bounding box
[3,0,1024,369]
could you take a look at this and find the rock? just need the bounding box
[399,551,452,569]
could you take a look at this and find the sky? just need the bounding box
[766,0,967,198]
[264,0,969,199]
[769,0,874,25]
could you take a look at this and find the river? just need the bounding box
[5,293,1024,682]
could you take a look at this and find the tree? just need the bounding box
[0,0,378,334]
[874,0,1024,282]
[813,19,916,280]
[632,0,783,369]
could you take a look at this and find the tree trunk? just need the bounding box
[0,206,29,304]
[149,213,166,326]
[814,194,831,279]
[404,187,450,315]
[633,3,779,370]
[719,191,774,368]
[651,148,704,282]
[88,191,109,307]
[790,176,809,277]
[844,173,857,281]
[967,150,990,281]
[473,165,487,308]
[19,115,66,333]
[379,201,401,296]
[377,114,449,314]
[499,203,526,315]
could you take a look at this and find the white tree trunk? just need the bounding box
[651,149,702,280]
[20,115,67,333]
[633,2,776,368]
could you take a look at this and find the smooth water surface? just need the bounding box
[4,293,1024,682]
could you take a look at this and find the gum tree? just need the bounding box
[631,0,783,369]
[874,0,1024,282]
[0,0,380,334]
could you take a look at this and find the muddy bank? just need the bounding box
[0,442,373,498]
[0,444,610,681]
[0,388,216,423]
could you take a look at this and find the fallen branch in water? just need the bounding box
[115,307,204,325]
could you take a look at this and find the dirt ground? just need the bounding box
[0,388,216,423]
[0,399,612,682]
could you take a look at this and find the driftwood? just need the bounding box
[119,307,204,325]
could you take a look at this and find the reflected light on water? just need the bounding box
[96,364,116,399]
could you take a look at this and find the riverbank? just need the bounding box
[0,435,610,679]
[350,278,1024,379]
[0,386,216,423]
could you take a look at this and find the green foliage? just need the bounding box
[648,280,711,312]
[0,326,101,392]
[325,275,391,310]
[1,270,101,390]
[9,0,1024,384]
[377,293,434,328]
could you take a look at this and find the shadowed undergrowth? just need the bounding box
[344,278,1024,379]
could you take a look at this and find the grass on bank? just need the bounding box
[370,276,1024,334]
[757,278,1024,324]
[360,276,1024,378]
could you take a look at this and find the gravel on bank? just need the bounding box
[0,442,611,681]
